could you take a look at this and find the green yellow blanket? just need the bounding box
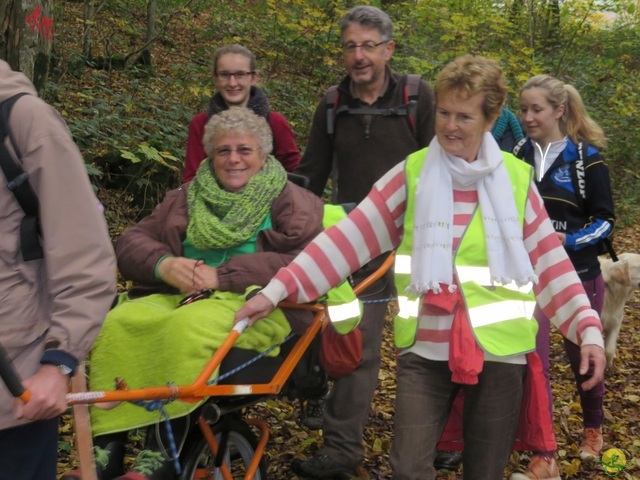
[89,289,290,436]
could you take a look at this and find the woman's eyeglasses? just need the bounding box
[213,146,258,158]
[215,71,255,82]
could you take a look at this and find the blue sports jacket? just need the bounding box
[517,138,615,281]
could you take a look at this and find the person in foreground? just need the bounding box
[512,75,614,476]
[62,107,324,480]
[0,60,117,479]
[183,44,300,182]
[236,55,606,480]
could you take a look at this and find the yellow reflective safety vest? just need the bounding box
[322,204,363,334]
[394,148,538,356]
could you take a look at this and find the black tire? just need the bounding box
[180,415,268,480]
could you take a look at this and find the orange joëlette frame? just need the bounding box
[65,251,394,408]
[0,252,393,480]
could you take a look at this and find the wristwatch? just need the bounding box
[57,363,73,377]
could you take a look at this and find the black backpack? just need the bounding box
[325,73,422,140]
[0,93,43,261]
[325,74,422,202]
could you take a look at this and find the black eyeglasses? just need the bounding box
[342,40,388,55]
[215,71,255,82]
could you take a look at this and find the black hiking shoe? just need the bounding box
[434,450,463,471]
[291,453,359,479]
[299,386,330,430]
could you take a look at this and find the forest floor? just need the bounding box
[58,224,640,479]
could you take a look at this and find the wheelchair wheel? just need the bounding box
[180,415,268,480]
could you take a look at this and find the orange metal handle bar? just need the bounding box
[64,250,395,406]
[66,319,250,406]
[353,251,395,296]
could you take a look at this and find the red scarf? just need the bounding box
[423,285,484,385]
[424,285,556,452]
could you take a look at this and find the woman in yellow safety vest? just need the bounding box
[236,56,606,480]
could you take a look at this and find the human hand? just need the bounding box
[579,344,606,391]
[13,365,69,421]
[192,263,218,292]
[556,232,566,245]
[234,293,276,327]
[157,257,217,294]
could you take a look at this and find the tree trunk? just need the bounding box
[83,0,95,60]
[526,0,535,49]
[140,0,156,66]
[0,0,53,90]
[539,0,561,51]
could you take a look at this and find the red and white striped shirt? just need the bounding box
[262,161,604,360]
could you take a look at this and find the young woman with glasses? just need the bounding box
[183,44,300,182]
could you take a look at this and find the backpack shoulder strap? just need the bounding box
[0,93,29,165]
[0,93,43,261]
[512,137,528,159]
[325,85,339,136]
[573,141,587,201]
[404,74,421,137]
[326,75,422,139]
[571,141,618,260]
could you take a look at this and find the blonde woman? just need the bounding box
[512,75,614,477]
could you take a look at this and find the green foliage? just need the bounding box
[44,66,191,213]
[46,0,640,225]
[57,438,73,456]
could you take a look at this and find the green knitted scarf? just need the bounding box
[187,156,287,250]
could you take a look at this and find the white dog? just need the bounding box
[598,253,640,369]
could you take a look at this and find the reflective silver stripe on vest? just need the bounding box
[397,295,420,319]
[468,300,536,328]
[456,266,533,293]
[395,254,412,275]
[327,299,361,323]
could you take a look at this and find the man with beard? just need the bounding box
[292,5,437,478]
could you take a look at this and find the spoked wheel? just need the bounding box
[180,415,268,480]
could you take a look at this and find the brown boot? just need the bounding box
[580,427,603,459]
[510,455,561,480]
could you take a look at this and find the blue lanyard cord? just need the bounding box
[361,297,396,304]
[207,332,296,385]
[128,330,297,412]
[125,331,298,474]
[130,389,185,475]
[129,298,393,411]
[160,408,182,475]
[204,299,395,386]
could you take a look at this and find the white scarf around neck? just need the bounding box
[409,132,537,295]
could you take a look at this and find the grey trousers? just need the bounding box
[319,267,395,466]
[390,354,526,480]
